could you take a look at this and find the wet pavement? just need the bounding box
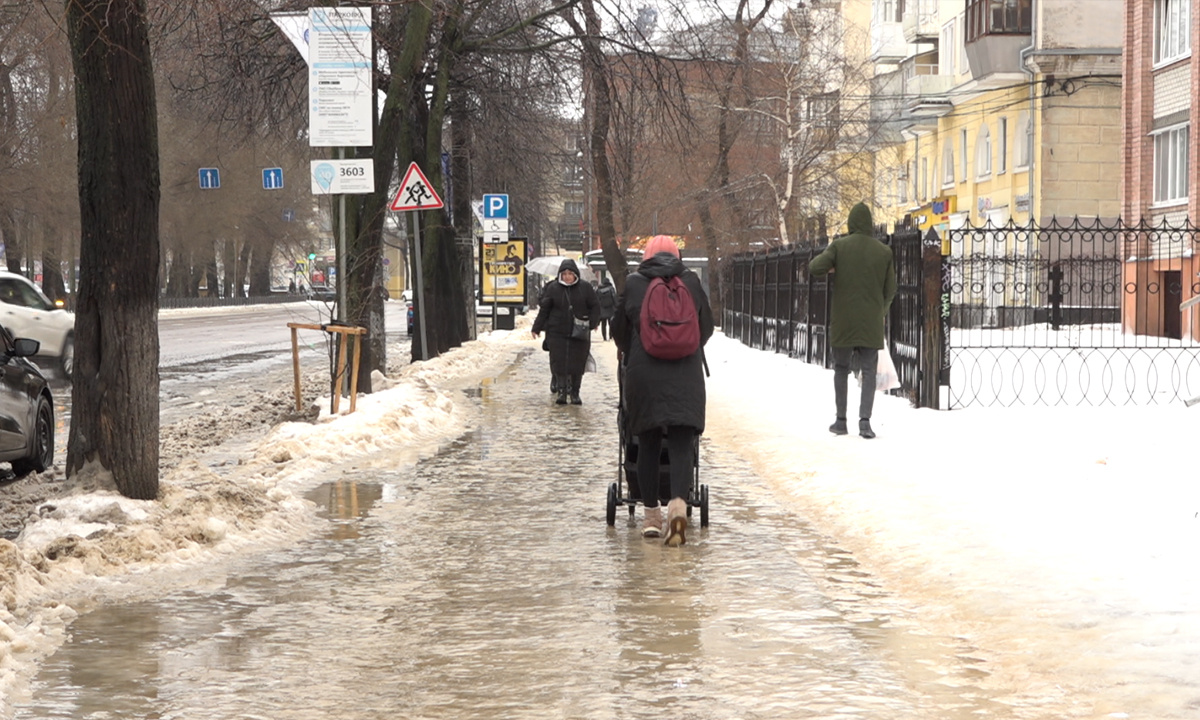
[14,348,1009,719]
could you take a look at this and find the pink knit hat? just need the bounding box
[643,235,680,259]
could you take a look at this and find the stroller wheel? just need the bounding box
[699,484,710,527]
[606,482,618,526]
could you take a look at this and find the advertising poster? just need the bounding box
[480,239,527,304]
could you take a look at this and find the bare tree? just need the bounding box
[66,0,161,499]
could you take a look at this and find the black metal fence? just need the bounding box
[721,218,1200,408]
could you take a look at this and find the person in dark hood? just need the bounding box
[596,277,617,340]
[531,258,601,405]
[612,235,714,545]
[809,202,896,439]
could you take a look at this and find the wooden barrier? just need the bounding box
[287,322,367,415]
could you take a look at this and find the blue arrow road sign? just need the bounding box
[199,168,220,189]
[263,167,284,190]
[483,194,509,219]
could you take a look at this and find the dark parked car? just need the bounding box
[0,325,54,478]
[307,284,335,302]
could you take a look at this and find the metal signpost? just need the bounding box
[389,162,445,361]
[308,6,373,321]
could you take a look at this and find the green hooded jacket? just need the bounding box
[809,203,896,349]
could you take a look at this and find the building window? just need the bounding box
[975,124,993,178]
[959,129,968,180]
[965,0,1032,42]
[806,91,840,128]
[939,20,957,75]
[1015,111,1032,169]
[1155,0,1192,64]
[1153,123,1190,204]
[942,143,955,187]
[920,157,928,201]
[997,117,1008,174]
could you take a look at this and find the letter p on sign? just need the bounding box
[483,194,509,220]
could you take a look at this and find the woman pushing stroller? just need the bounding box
[612,235,714,545]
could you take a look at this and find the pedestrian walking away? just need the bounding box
[531,258,601,405]
[596,277,617,340]
[808,202,896,439]
[612,235,714,545]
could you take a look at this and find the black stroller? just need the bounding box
[605,362,709,528]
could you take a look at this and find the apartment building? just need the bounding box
[1123,0,1199,339]
[870,0,1122,235]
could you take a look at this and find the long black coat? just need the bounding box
[612,254,714,434]
[531,261,600,377]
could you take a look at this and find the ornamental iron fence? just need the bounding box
[720,217,1200,408]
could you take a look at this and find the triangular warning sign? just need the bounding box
[389,162,444,211]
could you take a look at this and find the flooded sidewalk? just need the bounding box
[15,347,1006,720]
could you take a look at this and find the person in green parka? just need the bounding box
[809,202,897,438]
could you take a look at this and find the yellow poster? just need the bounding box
[480,239,527,303]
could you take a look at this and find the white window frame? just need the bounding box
[920,156,929,201]
[957,15,968,72]
[942,143,955,187]
[1155,0,1192,66]
[959,129,968,180]
[1153,122,1190,205]
[997,116,1008,174]
[975,124,992,179]
[1014,111,1032,170]
[939,21,957,76]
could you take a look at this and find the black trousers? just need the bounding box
[636,426,694,509]
[832,346,878,420]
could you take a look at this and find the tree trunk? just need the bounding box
[40,221,66,304]
[221,238,237,298]
[66,0,161,500]
[248,236,274,295]
[576,0,626,292]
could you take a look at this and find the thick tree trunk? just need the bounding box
[65,0,161,500]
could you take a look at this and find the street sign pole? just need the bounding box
[337,147,347,323]
[413,210,429,361]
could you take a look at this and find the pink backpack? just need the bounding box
[639,274,700,360]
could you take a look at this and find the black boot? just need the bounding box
[569,376,582,404]
[829,417,848,435]
[859,419,875,439]
[550,376,558,394]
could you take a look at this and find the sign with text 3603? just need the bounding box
[311,159,375,195]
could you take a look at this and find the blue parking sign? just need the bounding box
[483,194,509,219]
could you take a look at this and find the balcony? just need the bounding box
[902,60,953,98]
[871,20,908,64]
[899,58,953,132]
[902,0,941,43]
[964,0,1031,79]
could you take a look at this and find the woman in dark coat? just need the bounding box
[531,258,601,405]
[612,236,714,545]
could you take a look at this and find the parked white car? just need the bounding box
[0,271,74,377]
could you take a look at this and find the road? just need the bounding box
[46,301,409,451]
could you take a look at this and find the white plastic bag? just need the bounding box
[876,342,900,392]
